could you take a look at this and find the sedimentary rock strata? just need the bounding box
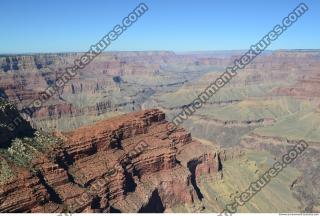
[0,109,224,213]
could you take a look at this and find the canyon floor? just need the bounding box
[0,50,319,212]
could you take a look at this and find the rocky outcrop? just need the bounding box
[0,165,49,213]
[62,109,198,212]
[0,109,226,213]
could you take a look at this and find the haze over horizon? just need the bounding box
[1,0,319,54]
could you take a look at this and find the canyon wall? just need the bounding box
[0,109,226,213]
[0,52,229,131]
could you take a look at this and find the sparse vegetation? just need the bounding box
[0,158,15,184]
[1,131,62,169]
[0,98,14,111]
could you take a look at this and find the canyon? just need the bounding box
[0,103,233,212]
[1,50,320,212]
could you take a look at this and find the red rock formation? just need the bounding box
[0,166,49,213]
[0,109,224,213]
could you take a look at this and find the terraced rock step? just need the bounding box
[0,109,224,213]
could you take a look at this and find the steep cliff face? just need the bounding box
[0,109,225,213]
[0,166,49,213]
[59,109,203,212]
[0,52,227,132]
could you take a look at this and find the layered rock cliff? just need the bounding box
[0,52,228,132]
[0,108,225,213]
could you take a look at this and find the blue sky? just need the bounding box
[0,0,319,53]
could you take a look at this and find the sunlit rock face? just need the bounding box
[0,108,226,212]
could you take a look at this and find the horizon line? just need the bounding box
[1,49,320,56]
